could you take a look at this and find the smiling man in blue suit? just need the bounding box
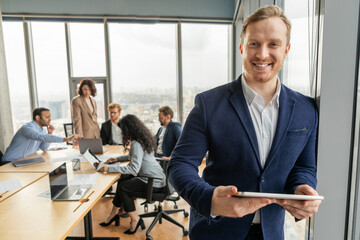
[168,5,322,240]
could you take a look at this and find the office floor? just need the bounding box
[69,162,306,240]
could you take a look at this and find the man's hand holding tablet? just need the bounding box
[278,184,323,220]
[233,184,323,220]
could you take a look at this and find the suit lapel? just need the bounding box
[264,85,295,170]
[107,120,113,144]
[229,77,261,167]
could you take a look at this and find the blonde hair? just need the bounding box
[107,103,122,112]
[240,5,291,45]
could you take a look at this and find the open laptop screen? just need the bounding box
[78,138,104,154]
[49,163,68,198]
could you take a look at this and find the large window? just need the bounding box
[69,23,106,77]
[31,22,71,137]
[283,0,316,97]
[2,22,32,132]
[182,23,229,121]
[109,23,177,133]
[283,0,318,239]
[3,19,231,136]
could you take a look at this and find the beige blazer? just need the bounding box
[71,95,100,138]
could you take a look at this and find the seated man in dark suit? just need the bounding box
[155,106,182,158]
[100,103,124,198]
[100,103,123,145]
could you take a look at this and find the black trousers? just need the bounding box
[112,174,165,212]
[245,224,263,240]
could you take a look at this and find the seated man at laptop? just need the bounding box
[155,106,182,158]
[1,107,79,164]
[100,103,123,145]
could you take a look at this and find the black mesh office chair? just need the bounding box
[63,123,73,145]
[142,158,181,212]
[135,158,189,240]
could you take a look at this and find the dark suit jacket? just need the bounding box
[156,120,182,157]
[100,120,114,145]
[168,75,318,240]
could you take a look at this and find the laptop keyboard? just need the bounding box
[56,185,81,199]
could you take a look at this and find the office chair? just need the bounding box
[63,123,74,145]
[142,158,181,212]
[135,158,189,240]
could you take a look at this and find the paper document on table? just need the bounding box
[96,154,122,162]
[0,179,22,193]
[69,174,97,186]
[48,144,68,151]
[52,151,80,162]
[83,149,104,171]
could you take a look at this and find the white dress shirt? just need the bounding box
[111,121,123,144]
[241,75,281,223]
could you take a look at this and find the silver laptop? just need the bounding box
[78,138,107,154]
[13,157,45,167]
[49,162,91,201]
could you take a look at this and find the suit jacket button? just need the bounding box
[259,177,265,182]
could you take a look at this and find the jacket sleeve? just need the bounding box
[168,94,216,218]
[285,103,319,193]
[71,98,83,137]
[22,125,63,152]
[108,142,143,175]
[173,123,182,142]
[100,122,108,145]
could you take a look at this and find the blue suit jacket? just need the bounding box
[156,120,182,157]
[168,76,318,240]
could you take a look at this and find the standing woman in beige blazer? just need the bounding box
[71,78,100,138]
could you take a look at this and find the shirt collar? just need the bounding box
[31,120,44,131]
[241,75,281,108]
[111,121,119,127]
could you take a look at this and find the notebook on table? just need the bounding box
[13,157,45,167]
[49,162,91,201]
[78,138,107,154]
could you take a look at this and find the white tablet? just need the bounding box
[234,191,324,200]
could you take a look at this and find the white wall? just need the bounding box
[314,0,360,239]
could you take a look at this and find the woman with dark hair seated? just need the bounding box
[96,114,166,234]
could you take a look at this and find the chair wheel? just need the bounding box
[146,235,153,240]
[184,211,189,217]
[183,229,189,236]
